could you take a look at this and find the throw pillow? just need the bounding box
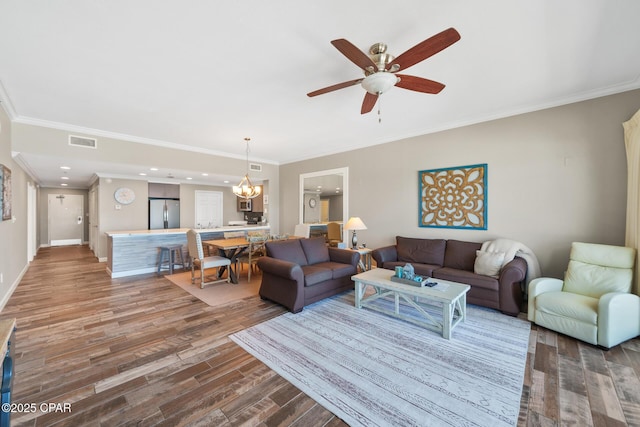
[474,250,506,277]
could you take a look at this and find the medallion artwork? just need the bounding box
[419,163,487,229]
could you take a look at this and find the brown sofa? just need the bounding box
[257,237,360,313]
[372,236,527,316]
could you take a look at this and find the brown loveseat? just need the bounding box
[372,237,527,316]
[257,237,360,313]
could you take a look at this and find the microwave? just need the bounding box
[238,199,252,211]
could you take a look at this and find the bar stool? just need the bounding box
[157,244,186,274]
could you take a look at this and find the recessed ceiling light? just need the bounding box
[60,166,71,170]
[223,180,230,184]
[150,167,158,171]
[61,183,68,186]
[186,177,193,180]
[139,173,147,176]
[202,173,208,176]
[60,176,69,180]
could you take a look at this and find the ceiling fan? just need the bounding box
[307,27,461,114]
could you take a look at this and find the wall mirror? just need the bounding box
[299,167,348,233]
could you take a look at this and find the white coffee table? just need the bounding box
[352,268,471,339]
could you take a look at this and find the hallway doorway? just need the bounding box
[48,194,84,246]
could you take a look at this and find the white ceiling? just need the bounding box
[1,1,640,188]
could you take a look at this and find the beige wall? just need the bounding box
[0,106,32,309]
[279,89,640,279]
[96,177,150,258]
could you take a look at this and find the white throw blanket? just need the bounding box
[481,238,542,285]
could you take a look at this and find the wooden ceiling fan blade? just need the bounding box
[387,27,460,72]
[331,39,377,71]
[395,74,445,94]
[307,78,363,97]
[361,92,378,114]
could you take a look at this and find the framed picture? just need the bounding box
[419,163,487,229]
[1,164,11,221]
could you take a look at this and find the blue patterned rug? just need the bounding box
[230,292,530,427]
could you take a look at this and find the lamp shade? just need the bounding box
[344,216,367,231]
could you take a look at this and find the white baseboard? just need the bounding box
[108,266,158,278]
[0,263,29,312]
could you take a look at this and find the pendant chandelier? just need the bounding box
[232,137,262,199]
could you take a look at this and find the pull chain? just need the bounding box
[377,93,382,124]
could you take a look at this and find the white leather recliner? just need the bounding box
[528,242,640,349]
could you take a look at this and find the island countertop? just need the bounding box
[105,225,270,278]
[0,318,16,359]
[105,224,270,237]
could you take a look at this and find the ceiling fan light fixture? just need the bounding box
[361,72,398,95]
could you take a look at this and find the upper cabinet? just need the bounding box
[148,183,180,199]
[252,190,264,212]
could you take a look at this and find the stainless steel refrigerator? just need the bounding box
[149,199,180,229]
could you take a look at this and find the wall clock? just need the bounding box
[114,187,136,205]
[308,198,317,208]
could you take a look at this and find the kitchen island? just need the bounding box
[105,225,270,278]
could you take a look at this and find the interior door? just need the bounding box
[195,191,222,228]
[48,194,84,246]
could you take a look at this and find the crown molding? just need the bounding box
[11,116,279,165]
[0,80,17,120]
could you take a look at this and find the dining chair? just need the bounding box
[326,222,342,247]
[236,232,269,282]
[186,229,232,288]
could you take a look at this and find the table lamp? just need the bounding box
[344,217,367,249]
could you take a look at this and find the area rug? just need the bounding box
[165,269,260,307]
[230,292,530,427]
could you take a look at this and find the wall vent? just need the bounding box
[249,163,262,172]
[69,135,97,149]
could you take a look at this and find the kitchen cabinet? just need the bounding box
[236,186,264,212]
[252,190,264,212]
[148,183,180,199]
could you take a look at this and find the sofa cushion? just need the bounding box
[301,265,333,286]
[563,242,635,298]
[396,236,446,266]
[266,239,308,266]
[474,250,506,277]
[536,291,598,325]
[300,237,331,265]
[382,261,440,277]
[314,261,357,279]
[433,267,500,291]
[443,240,482,271]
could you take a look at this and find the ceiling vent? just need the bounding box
[68,135,97,149]
[249,163,262,172]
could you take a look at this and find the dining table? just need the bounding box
[202,237,250,284]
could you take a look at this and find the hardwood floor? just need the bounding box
[1,245,639,426]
